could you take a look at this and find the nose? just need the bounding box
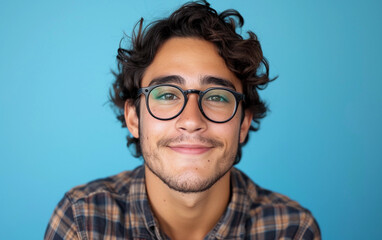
[175,94,207,133]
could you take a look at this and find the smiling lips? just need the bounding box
[168,144,213,154]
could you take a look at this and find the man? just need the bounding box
[45,1,321,239]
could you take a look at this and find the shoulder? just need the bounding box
[231,168,321,239]
[45,165,146,239]
[231,167,312,210]
[65,165,144,203]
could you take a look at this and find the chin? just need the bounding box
[165,175,218,193]
[147,161,231,194]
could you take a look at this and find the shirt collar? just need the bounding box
[209,167,254,239]
[125,166,164,239]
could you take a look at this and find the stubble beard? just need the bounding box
[140,128,238,193]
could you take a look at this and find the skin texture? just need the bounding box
[124,37,253,240]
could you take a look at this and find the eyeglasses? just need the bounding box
[137,84,245,123]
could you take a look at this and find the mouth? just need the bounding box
[168,144,213,155]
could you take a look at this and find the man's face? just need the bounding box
[127,37,252,193]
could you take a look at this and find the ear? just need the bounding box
[124,100,139,138]
[239,109,253,143]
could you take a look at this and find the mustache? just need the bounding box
[157,135,224,148]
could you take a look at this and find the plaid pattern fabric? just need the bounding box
[45,166,321,239]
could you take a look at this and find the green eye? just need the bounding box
[155,93,178,100]
[151,87,181,102]
[205,95,229,102]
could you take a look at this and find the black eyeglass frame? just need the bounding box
[137,84,245,123]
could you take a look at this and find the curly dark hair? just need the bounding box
[110,0,275,164]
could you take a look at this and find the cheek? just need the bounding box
[139,111,170,145]
[214,119,241,148]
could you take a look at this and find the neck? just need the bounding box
[145,166,231,240]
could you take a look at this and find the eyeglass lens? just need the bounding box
[147,85,237,122]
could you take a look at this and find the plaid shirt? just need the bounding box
[45,166,321,239]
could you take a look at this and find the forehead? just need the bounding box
[141,37,242,91]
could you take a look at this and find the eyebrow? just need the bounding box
[148,75,236,90]
[201,76,236,90]
[148,75,184,86]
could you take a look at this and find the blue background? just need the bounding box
[1,0,381,239]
